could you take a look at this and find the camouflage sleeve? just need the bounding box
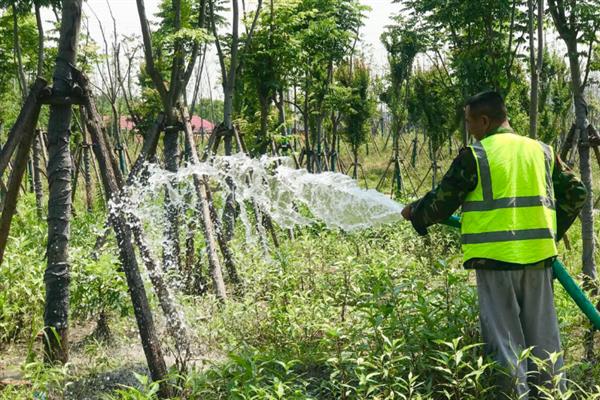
[409,147,478,235]
[553,154,587,241]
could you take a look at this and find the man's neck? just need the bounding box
[483,121,512,138]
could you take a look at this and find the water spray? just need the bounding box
[123,153,599,330]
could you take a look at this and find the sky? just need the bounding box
[42,0,398,99]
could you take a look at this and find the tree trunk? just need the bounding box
[261,210,279,248]
[27,155,34,193]
[316,116,323,173]
[127,114,164,183]
[258,97,270,154]
[330,112,338,172]
[70,146,82,209]
[125,212,191,369]
[204,180,240,286]
[184,213,196,281]
[461,88,468,146]
[35,3,45,77]
[352,146,358,179]
[12,3,28,101]
[44,0,82,364]
[432,158,438,189]
[222,0,239,156]
[221,187,237,243]
[189,45,207,118]
[223,83,235,155]
[528,0,543,139]
[566,38,596,281]
[303,77,311,171]
[252,201,270,256]
[277,89,287,138]
[162,124,181,271]
[111,104,127,174]
[33,130,44,217]
[393,130,403,196]
[80,108,94,212]
[38,130,48,167]
[321,126,331,171]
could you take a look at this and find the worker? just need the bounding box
[401,91,587,398]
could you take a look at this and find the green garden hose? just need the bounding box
[441,215,600,330]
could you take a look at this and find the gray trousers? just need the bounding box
[476,268,566,399]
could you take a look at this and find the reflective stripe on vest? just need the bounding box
[460,132,558,264]
[462,227,554,244]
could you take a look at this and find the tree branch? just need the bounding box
[581,31,596,90]
[209,0,227,85]
[168,0,184,102]
[235,0,264,76]
[136,0,168,103]
[228,0,240,90]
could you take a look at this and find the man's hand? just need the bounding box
[401,204,412,221]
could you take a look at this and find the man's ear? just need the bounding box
[481,115,490,130]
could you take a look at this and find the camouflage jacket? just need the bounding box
[409,132,588,270]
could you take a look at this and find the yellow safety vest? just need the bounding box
[461,128,557,264]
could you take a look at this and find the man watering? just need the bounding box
[401,91,587,398]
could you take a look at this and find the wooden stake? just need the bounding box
[179,107,228,298]
[79,73,171,396]
[0,79,45,265]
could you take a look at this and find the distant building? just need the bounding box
[111,115,215,134]
[189,115,215,134]
[119,116,136,132]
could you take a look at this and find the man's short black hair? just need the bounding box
[465,91,507,122]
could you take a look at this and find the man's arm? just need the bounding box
[404,147,478,235]
[553,155,587,240]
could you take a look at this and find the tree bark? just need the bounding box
[80,108,94,212]
[528,0,543,139]
[352,146,358,179]
[12,3,28,101]
[35,3,45,77]
[330,111,338,172]
[303,76,311,171]
[33,130,44,217]
[27,154,35,194]
[44,0,83,364]
[70,145,82,208]
[111,104,127,174]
